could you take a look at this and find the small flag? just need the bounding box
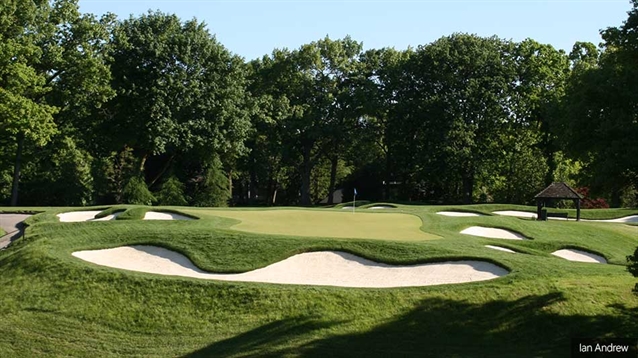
[354,188,357,196]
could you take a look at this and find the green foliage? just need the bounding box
[156,176,188,206]
[122,176,155,205]
[93,147,137,204]
[17,136,94,206]
[629,247,638,293]
[105,11,250,165]
[193,159,230,207]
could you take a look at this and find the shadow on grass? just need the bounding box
[185,317,339,358]
[186,292,638,358]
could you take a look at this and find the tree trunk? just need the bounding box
[611,188,621,208]
[228,170,233,203]
[10,133,25,206]
[148,154,175,187]
[300,142,312,206]
[327,155,338,205]
[462,169,474,204]
[139,153,148,176]
[249,165,257,201]
[272,184,278,206]
[384,153,391,201]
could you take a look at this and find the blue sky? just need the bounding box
[79,0,633,60]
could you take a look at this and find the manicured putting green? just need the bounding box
[197,209,440,241]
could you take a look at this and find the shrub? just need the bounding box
[575,187,609,209]
[156,176,188,206]
[193,159,229,207]
[122,176,155,205]
[628,247,638,294]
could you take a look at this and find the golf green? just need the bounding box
[191,209,440,241]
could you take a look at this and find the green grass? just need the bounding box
[0,228,5,236]
[186,208,439,241]
[0,203,637,357]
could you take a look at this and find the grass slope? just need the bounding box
[0,204,637,357]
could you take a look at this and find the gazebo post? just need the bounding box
[536,199,543,221]
[576,199,581,221]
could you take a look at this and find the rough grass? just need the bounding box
[0,203,637,357]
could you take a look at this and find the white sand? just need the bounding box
[582,215,638,223]
[368,206,395,210]
[72,246,508,288]
[460,226,529,240]
[552,249,607,264]
[143,211,194,220]
[551,249,607,264]
[341,206,354,210]
[437,211,482,217]
[57,211,122,222]
[493,211,537,219]
[485,245,516,253]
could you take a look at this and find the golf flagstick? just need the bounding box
[353,188,357,214]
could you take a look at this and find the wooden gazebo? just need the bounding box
[535,182,584,221]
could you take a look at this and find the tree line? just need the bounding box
[1,0,637,208]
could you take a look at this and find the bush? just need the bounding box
[122,176,155,205]
[628,247,638,294]
[575,187,610,209]
[156,176,187,206]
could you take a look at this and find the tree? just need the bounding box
[122,176,155,205]
[156,176,188,206]
[105,11,250,187]
[397,34,517,203]
[561,1,638,206]
[0,0,114,205]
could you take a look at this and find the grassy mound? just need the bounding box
[0,204,637,356]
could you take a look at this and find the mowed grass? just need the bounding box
[0,203,637,357]
[187,208,440,241]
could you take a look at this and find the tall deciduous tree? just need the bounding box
[562,1,638,205]
[1,0,114,205]
[105,12,250,191]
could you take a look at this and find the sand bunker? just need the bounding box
[368,206,396,210]
[485,245,516,253]
[461,226,528,240]
[437,211,482,217]
[493,211,537,218]
[72,246,508,288]
[57,211,122,222]
[143,211,194,220]
[551,249,607,264]
[583,215,638,223]
[341,206,354,210]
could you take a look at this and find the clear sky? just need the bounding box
[78,0,633,61]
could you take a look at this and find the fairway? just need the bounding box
[194,209,440,241]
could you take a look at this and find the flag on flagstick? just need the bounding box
[353,188,357,214]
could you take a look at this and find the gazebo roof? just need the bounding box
[535,182,584,200]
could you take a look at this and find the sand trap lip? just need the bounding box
[493,211,537,218]
[551,249,607,263]
[368,206,396,210]
[461,226,529,240]
[72,245,508,288]
[485,245,516,253]
[437,211,482,217]
[143,211,194,220]
[57,211,122,222]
